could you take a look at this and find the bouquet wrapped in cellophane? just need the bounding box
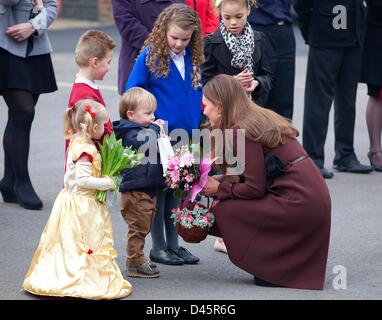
[96,132,143,203]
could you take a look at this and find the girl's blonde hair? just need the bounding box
[119,87,157,119]
[64,99,108,140]
[203,73,298,148]
[142,3,203,88]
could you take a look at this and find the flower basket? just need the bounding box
[176,222,209,243]
[165,144,217,243]
[171,199,214,244]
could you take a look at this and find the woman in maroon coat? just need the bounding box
[201,74,331,290]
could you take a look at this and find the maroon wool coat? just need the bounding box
[111,0,184,95]
[209,133,331,290]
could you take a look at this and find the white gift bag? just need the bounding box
[157,125,174,175]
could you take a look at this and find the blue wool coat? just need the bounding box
[125,46,203,135]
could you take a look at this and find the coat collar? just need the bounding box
[207,28,263,44]
[206,29,262,74]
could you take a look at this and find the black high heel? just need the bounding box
[14,181,43,210]
[367,151,382,172]
[253,276,284,288]
[0,181,18,203]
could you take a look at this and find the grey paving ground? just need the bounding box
[0,23,381,300]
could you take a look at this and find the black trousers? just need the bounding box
[254,23,296,120]
[303,46,362,167]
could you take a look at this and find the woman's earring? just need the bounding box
[218,113,221,118]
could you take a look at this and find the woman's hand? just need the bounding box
[33,0,44,8]
[243,80,259,93]
[202,176,220,197]
[6,23,35,42]
[234,68,254,87]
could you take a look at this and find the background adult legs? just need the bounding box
[302,48,340,169]
[366,96,382,167]
[0,89,42,209]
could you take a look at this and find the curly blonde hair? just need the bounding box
[142,4,204,89]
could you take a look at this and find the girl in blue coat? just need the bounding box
[126,4,203,265]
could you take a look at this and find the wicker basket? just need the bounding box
[176,198,210,243]
[176,223,209,243]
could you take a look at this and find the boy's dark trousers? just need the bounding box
[120,191,156,268]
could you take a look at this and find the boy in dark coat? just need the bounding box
[113,87,165,278]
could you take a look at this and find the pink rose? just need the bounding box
[179,152,194,168]
[167,157,180,171]
[169,169,180,183]
[185,173,194,183]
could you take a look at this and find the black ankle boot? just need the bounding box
[0,179,17,203]
[254,276,284,288]
[14,180,43,210]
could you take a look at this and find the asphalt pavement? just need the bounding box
[0,22,381,300]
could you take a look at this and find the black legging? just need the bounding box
[1,89,41,207]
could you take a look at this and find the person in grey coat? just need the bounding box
[0,0,58,210]
[111,0,183,95]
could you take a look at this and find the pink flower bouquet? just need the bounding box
[165,144,216,243]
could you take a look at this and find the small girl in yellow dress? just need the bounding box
[23,99,133,300]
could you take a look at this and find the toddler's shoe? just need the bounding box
[127,261,160,279]
[144,256,158,270]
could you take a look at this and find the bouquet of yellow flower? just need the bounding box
[96,132,143,203]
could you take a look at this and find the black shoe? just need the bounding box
[333,159,373,174]
[149,249,184,265]
[14,181,43,210]
[170,247,200,264]
[254,276,284,288]
[367,151,382,172]
[319,167,334,179]
[0,180,17,203]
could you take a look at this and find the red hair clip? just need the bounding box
[84,105,96,118]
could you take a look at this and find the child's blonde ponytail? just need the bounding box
[64,108,75,140]
[64,99,108,141]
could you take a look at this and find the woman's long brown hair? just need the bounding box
[203,74,299,149]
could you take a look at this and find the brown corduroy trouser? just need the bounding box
[120,191,156,267]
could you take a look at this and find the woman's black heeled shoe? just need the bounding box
[14,181,43,210]
[254,276,284,288]
[0,181,18,203]
[367,151,382,172]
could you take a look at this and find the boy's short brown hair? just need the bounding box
[74,29,116,67]
[119,87,157,119]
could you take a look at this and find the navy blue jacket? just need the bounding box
[294,0,366,48]
[113,119,165,195]
[248,0,293,26]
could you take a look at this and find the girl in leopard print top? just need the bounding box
[202,0,274,105]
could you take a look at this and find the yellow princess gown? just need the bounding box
[23,139,133,299]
